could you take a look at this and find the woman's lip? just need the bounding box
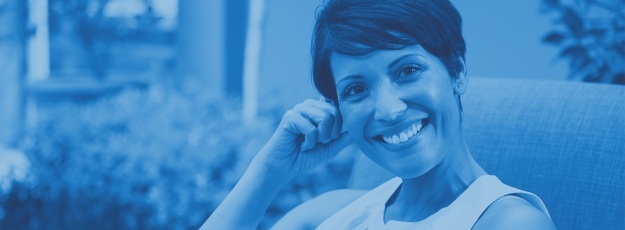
[375,118,429,143]
[373,118,429,138]
[374,119,429,151]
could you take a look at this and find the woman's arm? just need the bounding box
[200,98,352,229]
[199,157,292,229]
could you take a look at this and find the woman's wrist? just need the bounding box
[249,153,297,185]
[200,152,295,229]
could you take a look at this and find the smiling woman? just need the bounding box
[201,0,556,229]
[330,46,467,181]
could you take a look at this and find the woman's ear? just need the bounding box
[453,60,468,95]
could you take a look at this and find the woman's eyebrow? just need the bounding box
[336,75,364,88]
[387,54,418,70]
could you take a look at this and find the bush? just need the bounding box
[0,80,354,229]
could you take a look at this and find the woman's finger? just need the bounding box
[316,99,342,142]
[323,99,342,140]
[283,110,319,151]
[313,112,335,144]
[324,131,352,156]
[295,99,337,144]
[316,97,341,142]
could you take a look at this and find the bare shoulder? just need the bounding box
[473,195,556,230]
[271,189,368,230]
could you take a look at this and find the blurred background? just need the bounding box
[0,0,622,229]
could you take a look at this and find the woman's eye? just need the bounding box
[346,85,365,96]
[397,64,423,79]
[340,84,368,101]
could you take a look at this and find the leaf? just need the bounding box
[612,72,625,84]
[614,42,625,57]
[586,63,610,82]
[544,0,560,7]
[560,45,587,58]
[570,52,593,72]
[586,27,607,38]
[561,45,592,80]
[561,7,585,38]
[543,31,568,45]
[540,0,560,12]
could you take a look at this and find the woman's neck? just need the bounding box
[384,138,487,223]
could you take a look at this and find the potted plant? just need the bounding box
[541,0,624,84]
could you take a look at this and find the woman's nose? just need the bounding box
[374,85,407,121]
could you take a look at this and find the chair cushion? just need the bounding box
[347,77,625,230]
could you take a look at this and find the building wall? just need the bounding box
[0,0,26,147]
[258,0,321,107]
[452,0,568,79]
[177,0,225,94]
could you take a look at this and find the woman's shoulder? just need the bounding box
[472,195,556,230]
[435,175,555,229]
[271,189,368,229]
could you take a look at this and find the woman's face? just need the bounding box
[331,45,466,179]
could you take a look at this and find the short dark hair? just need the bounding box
[312,0,466,103]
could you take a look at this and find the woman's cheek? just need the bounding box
[339,105,353,127]
[340,105,367,137]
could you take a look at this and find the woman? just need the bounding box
[202,0,556,229]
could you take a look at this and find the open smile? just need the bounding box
[375,118,429,145]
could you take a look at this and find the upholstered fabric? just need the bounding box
[347,77,625,230]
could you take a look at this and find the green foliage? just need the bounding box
[0,81,353,229]
[541,0,625,84]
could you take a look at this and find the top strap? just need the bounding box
[433,175,550,229]
[316,177,402,229]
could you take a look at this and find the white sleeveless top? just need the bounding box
[316,175,550,229]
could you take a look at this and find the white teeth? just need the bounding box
[381,121,425,145]
[399,133,408,142]
[392,135,400,144]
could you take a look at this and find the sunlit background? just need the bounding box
[0,0,623,229]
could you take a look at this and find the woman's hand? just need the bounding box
[200,98,352,230]
[255,98,352,176]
